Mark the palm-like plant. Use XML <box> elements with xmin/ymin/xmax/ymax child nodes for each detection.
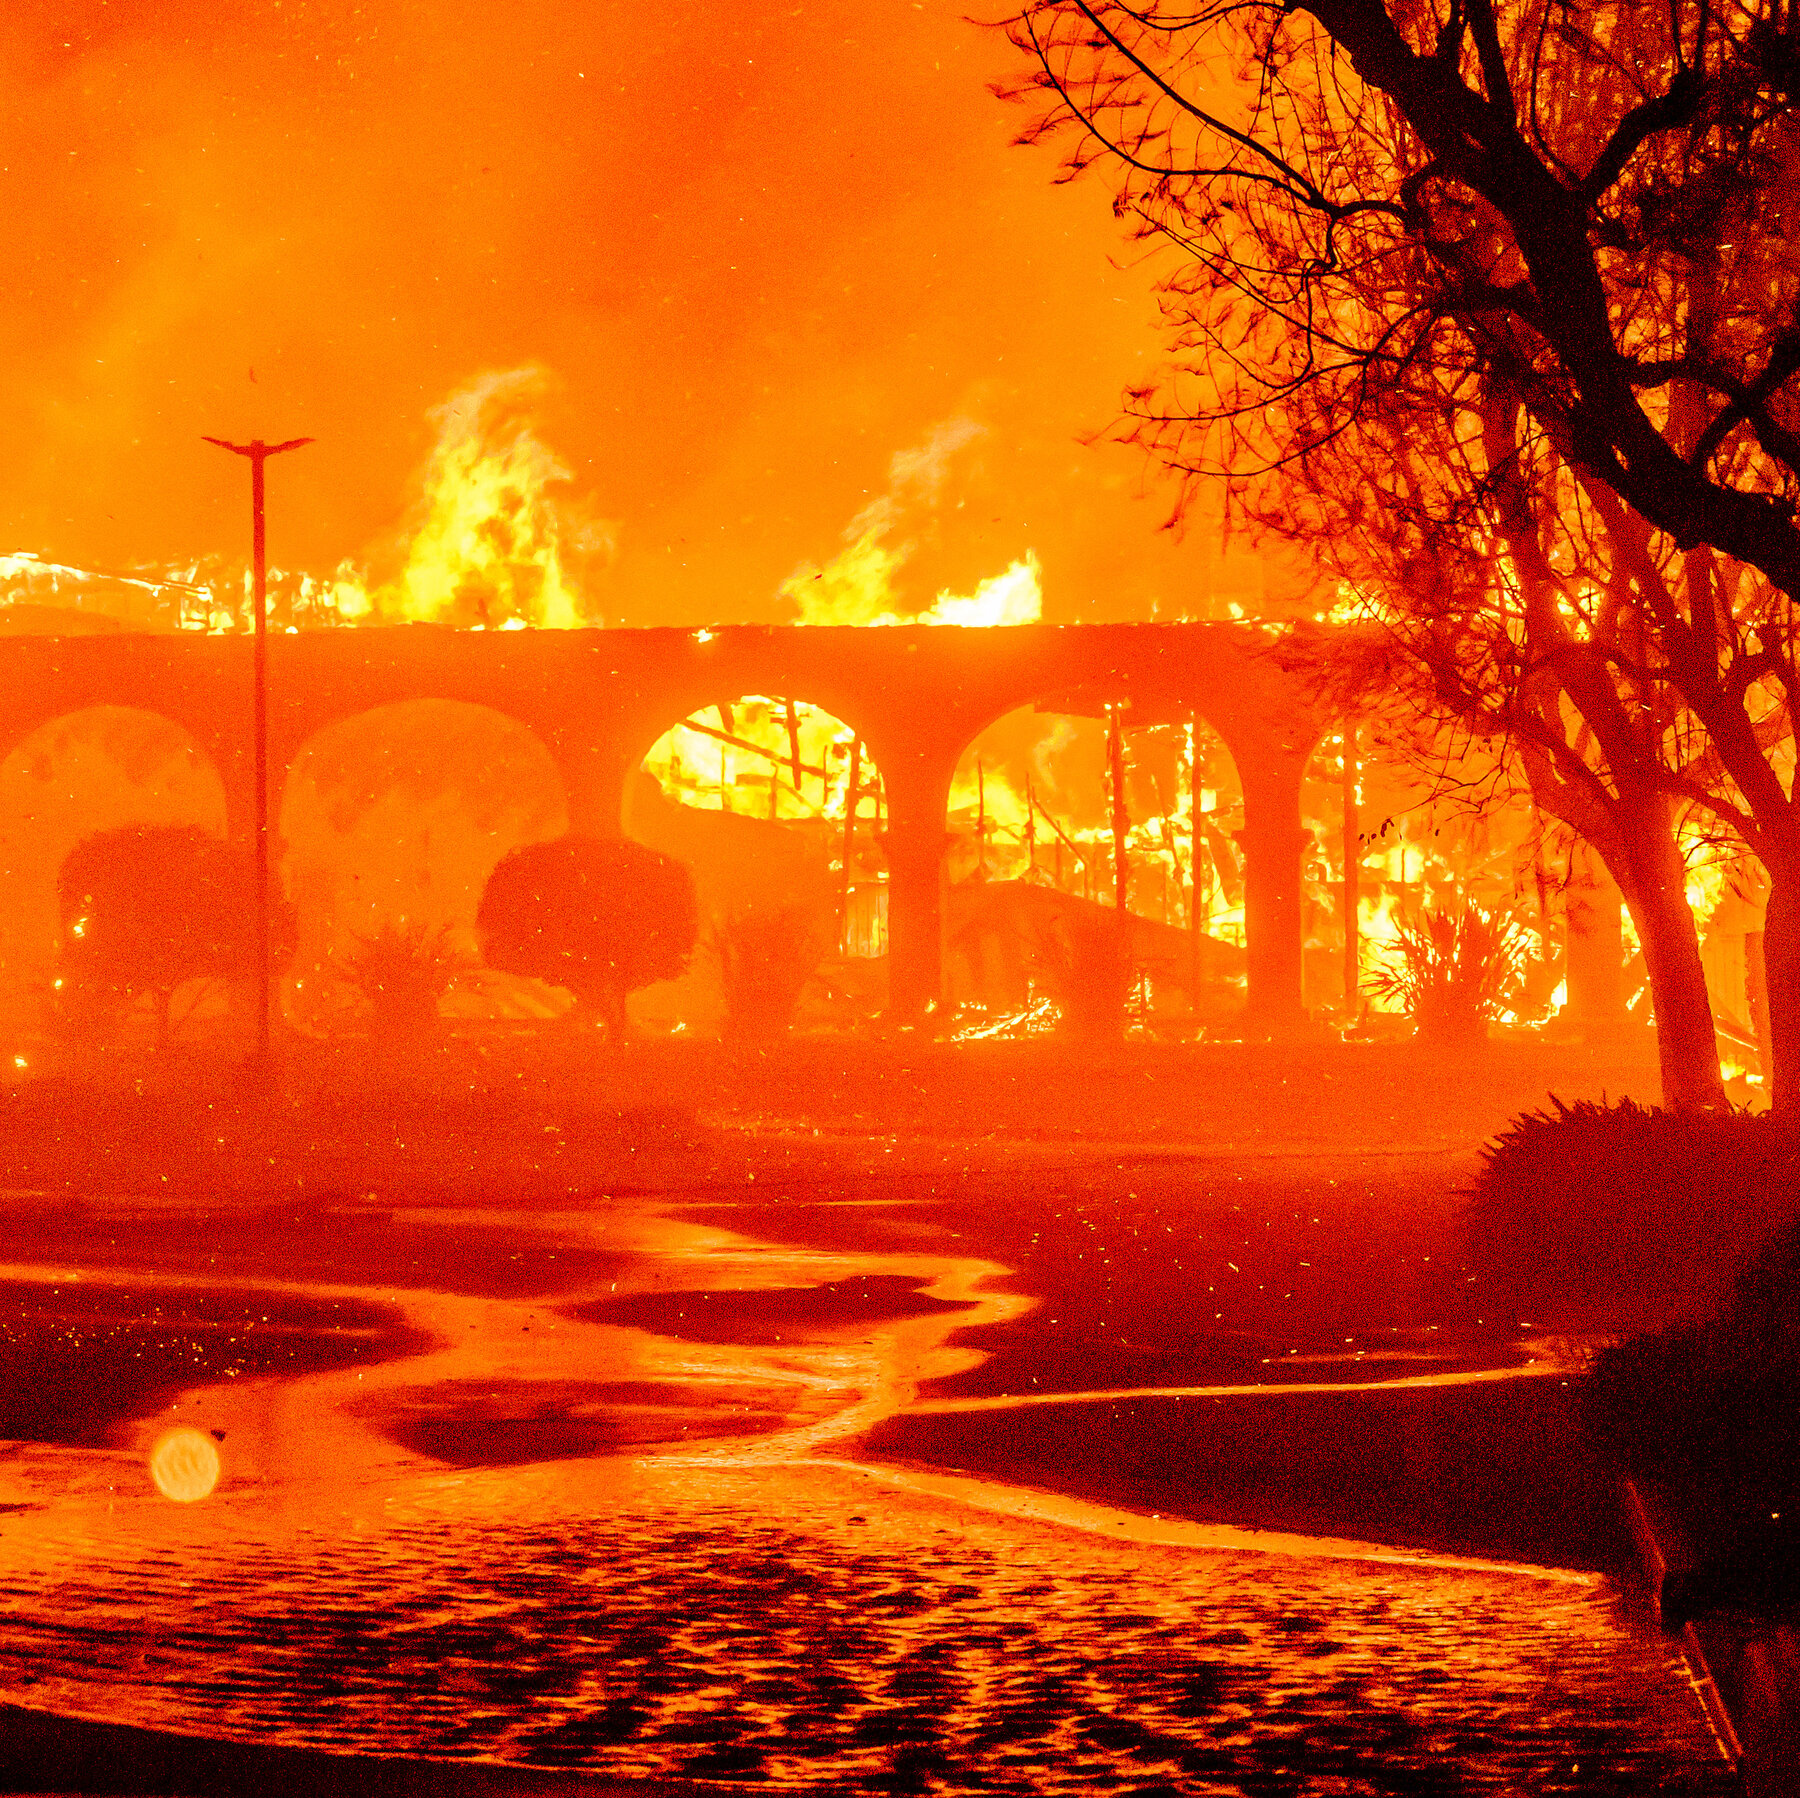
<box><xmin>1028</xmin><ymin>905</ymin><xmax>1134</xmax><ymax>1044</ymax></box>
<box><xmin>1363</xmin><ymin>904</ymin><xmax>1529</xmax><ymax>1045</ymax></box>
<box><xmin>333</xmin><ymin>921</ymin><xmax>467</xmax><ymax>1042</ymax></box>
<box><xmin>712</xmin><ymin>905</ymin><xmax>832</xmax><ymax>1045</ymax></box>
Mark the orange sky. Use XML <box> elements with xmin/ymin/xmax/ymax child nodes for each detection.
<box><xmin>0</xmin><ymin>0</ymin><xmax>1284</xmax><ymax>626</ymax></box>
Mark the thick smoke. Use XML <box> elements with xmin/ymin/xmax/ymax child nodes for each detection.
<box><xmin>0</xmin><ymin>1</ymin><xmax>1228</xmax><ymax>627</ymax></box>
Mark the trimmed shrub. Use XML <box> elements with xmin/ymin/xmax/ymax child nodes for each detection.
<box><xmin>1463</xmin><ymin>1096</ymin><xmax>1800</xmax><ymax>1326</ymax></box>
<box><xmin>479</xmin><ymin>836</ymin><xmax>699</xmax><ymax>1038</ymax></box>
<box><xmin>56</xmin><ymin>824</ymin><xmax>296</xmax><ymax>1050</ymax></box>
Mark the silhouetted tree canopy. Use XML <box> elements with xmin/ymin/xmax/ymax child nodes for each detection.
<box><xmin>56</xmin><ymin>825</ymin><xmax>288</xmax><ymax>1048</ymax></box>
<box><xmin>998</xmin><ymin>0</ymin><xmax>1800</xmax><ymax>1109</ymax></box>
<box><xmin>477</xmin><ymin>835</ymin><xmax>699</xmax><ymax>1036</ymax></box>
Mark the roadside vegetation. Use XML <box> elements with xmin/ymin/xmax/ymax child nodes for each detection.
<box><xmin>1463</xmin><ymin>1097</ymin><xmax>1800</xmax><ymax>1328</ymax></box>
<box><xmin>477</xmin><ymin>834</ymin><xmax>698</xmax><ymax>1041</ymax></box>
<box><xmin>711</xmin><ymin>904</ymin><xmax>833</xmax><ymax>1046</ymax></box>
<box><xmin>1363</xmin><ymin>904</ymin><xmax>1528</xmax><ymax>1047</ymax></box>
<box><xmin>1584</xmin><ymin>1219</ymin><xmax>1800</xmax><ymax>1534</ymax></box>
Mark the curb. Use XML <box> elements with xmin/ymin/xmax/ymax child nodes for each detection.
<box><xmin>1619</xmin><ymin>1475</ymin><xmax>1743</xmax><ymax>1770</ymax></box>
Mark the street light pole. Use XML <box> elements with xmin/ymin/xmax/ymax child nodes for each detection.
<box><xmin>203</xmin><ymin>435</ymin><xmax>313</xmax><ymax>1088</ymax></box>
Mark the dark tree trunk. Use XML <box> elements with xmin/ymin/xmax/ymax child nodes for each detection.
<box><xmin>602</xmin><ymin>984</ymin><xmax>630</xmax><ymax>1044</ymax></box>
<box><xmin>1522</xmin><ymin>763</ymin><xmax>1724</xmax><ymax>1111</ymax></box>
<box><xmin>1760</xmin><ymin>869</ymin><xmax>1800</xmax><ymax>1117</ymax></box>
<box><xmin>1616</xmin><ymin>812</ymin><xmax>1728</xmax><ymax>1112</ymax></box>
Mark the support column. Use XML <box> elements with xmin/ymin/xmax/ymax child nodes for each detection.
<box><xmin>880</xmin><ymin>820</ymin><xmax>951</xmax><ymax>1023</ymax></box>
<box><xmin>1239</xmin><ymin>757</ymin><xmax>1310</xmax><ymax>1037</ymax></box>
<box><xmin>1565</xmin><ymin>840</ymin><xmax>1628</xmax><ymax>1033</ymax></box>
<box><xmin>877</xmin><ymin>747</ymin><xmax>959</xmax><ymax>1024</ymax></box>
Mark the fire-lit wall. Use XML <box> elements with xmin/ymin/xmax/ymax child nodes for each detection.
<box><xmin>0</xmin><ymin>620</ymin><xmax>1328</xmax><ymax>1030</ymax></box>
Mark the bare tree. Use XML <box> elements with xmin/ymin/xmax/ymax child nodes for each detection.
<box><xmin>998</xmin><ymin>0</ymin><xmax>1800</xmax><ymax>1108</ymax></box>
<box><xmin>1270</xmin><ymin>368</ymin><xmax>1735</xmax><ymax>1106</ymax></box>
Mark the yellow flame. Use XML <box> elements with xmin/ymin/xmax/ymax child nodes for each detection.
<box><xmin>929</xmin><ymin>556</ymin><xmax>1043</xmax><ymax>627</ymax></box>
<box><xmin>334</xmin><ymin>367</ymin><xmax>613</xmax><ymax>629</ymax></box>
<box><xmin>1357</xmin><ymin>890</ymin><xmax>1407</xmax><ymax>1010</ymax></box>
<box><xmin>782</xmin><ymin>420</ymin><xmax>1039</xmax><ymax>627</ymax></box>
<box><xmin>784</xmin><ymin>528</ymin><xmax>908</xmax><ymax>626</ymax></box>
<box><xmin>788</xmin><ymin>540</ymin><xmax>1042</xmax><ymax>628</ymax></box>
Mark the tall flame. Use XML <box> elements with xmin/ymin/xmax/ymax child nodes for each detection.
<box><xmin>782</xmin><ymin>417</ymin><xmax>1041</xmax><ymax>627</ymax></box>
<box><xmin>789</xmin><ymin>540</ymin><xmax>1043</xmax><ymax>628</ymax></box>
<box><xmin>336</xmin><ymin>366</ymin><xmax>614</xmax><ymax>629</ymax></box>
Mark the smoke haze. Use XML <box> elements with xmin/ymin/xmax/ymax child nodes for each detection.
<box><xmin>1</xmin><ymin>0</ymin><xmax>1244</xmax><ymax>624</ymax></box>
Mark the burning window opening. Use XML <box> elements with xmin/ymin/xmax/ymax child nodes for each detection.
<box><xmin>944</xmin><ymin>701</ymin><xmax>1247</xmax><ymax>1037</ymax></box>
<box><xmin>624</xmin><ymin>696</ymin><xmax>889</xmax><ymax>1039</ymax></box>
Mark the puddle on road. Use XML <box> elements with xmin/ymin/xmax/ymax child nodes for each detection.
<box><xmin>0</xmin><ymin>1195</ymin><xmax>1736</xmax><ymax>1794</ymax></box>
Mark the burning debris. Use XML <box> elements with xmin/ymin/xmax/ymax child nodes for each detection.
<box><xmin>4</xmin><ymin>367</ymin><xmax>615</xmax><ymax>636</ymax></box>
<box><xmin>334</xmin><ymin>366</ymin><xmax>616</xmax><ymax>631</ymax></box>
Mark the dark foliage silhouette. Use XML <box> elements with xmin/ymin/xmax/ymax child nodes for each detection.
<box><xmin>711</xmin><ymin>904</ymin><xmax>833</xmax><ymax>1045</ymax></box>
<box><xmin>1464</xmin><ymin>1097</ymin><xmax>1800</xmax><ymax>1322</ymax></box>
<box><xmin>478</xmin><ymin>836</ymin><xmax>698</xmax><ymax>1039</ymax></box>
<box><xmin>996</xmin><ymin>0</ymin><xmax>1800</xmax><ymax>1112</ymax></box>
<box><xmin>56</xmin><ymin>824</ymin><xmax>291</xmax><ymax>1050</ymax></box>
<box><xmin>1363</xmin><ymin>904</ymin><xmax>1527</xmax><ymax>1046</ymax></box>
<box><xmin>1657</xmin><ymin>1514</ymin><xmax>1800</xmax><ymax>1630</ymax></box>
<box><xmin>332</xmin><ymin>920</ymin><xmax>467</xmax><ymax>1045</ymax></box>
<box><xmin>1586</xmin><ymin>1218</ymin><xmax>1800</xmax><ymax>1600</ymax></box>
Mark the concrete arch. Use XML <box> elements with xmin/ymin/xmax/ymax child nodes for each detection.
<box><xmin>940</xmin><ymin>700</ymin><xmax>1253</xmax><ymax>1020</ymax></box>
<box><xmin>617</xmin><ymin>692</ymin><xmax>892</xmax><ymax>1035</ymax></box>
<box><xmin>611</xmin><ymin>683</ymin><xmax>886</xmax><ymax>806</ymax></box>
<box><xmin>913</xmin><ymin>699</ymin><xmax>1310</xmax><ymax>1032</ymax></box>
<box><xmin>0</xmin><ymin>621</ymin><xmax>1336</xmax><ymax>1026</ymax></box>
<box><xmin>868</xmin><ymin>637</ymin><xmax>1323</xmax><ymax>1030</ymax></box>
<box><xmin>0</xmin><ymin>705</ymin><xmax>230</xmax><ymax>1035</ymax></box>
<box><xmin>278</xmin><ymin>698</ymin><xmax>568</xmax><ymax>1030</ymax></box>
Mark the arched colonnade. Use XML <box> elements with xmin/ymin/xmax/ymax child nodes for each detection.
<box><xmin>0</xmin><ymin>623</ymin><xmax>1330</xmax><ymax>1032</ymax></box>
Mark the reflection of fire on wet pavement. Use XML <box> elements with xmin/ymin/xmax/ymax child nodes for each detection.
<box><xmin>0</xmin><ymin>1171</ymin><xmax>1737</xmax><ymax>1791</ymax></box>
<box><xmin>0</xmin><ymin>1459</ymin><xmax>1730</xmax><ymax>1793</ymax></box>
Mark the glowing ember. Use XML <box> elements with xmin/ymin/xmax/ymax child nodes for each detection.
<box><xmin>149</xmin><ymin>1427</ymin><xmax>221</xmax><ymax>1503</ymax></box>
